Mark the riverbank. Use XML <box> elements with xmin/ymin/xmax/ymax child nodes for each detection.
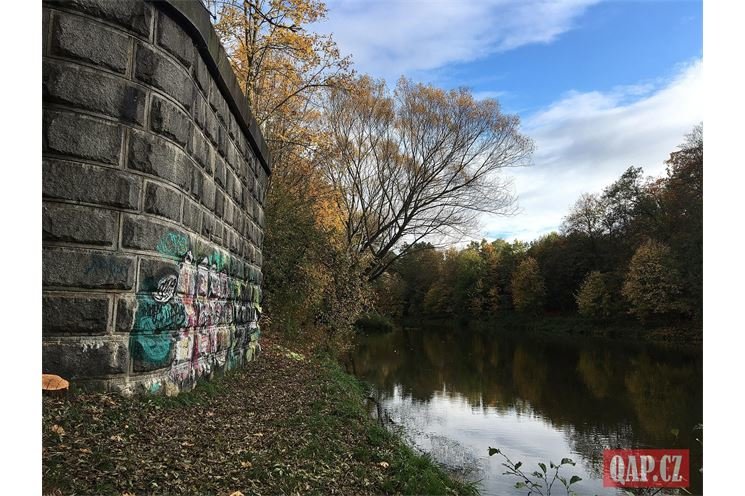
<box><xmin>395</xmin><ymin>312</ymin><xmax>702</xmax><ymax>349</ymax></box>
<box><xmin>42</xmin><ymin>337</ymin><xmax>476</xmax><ymax>496</ymax></box>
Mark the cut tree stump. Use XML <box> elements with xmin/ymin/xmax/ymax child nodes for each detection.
<box><xmin>42</xmin><ymin>374</ymin><xmax>69</xmax><ymax>397</ymax></box>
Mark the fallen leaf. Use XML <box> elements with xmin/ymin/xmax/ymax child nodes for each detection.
<box><xmin>378</xmin><ymin>461</ymin><xmax>390</xmax><ymax>469</ymax></box>
<box><xmin>240</xmin><ymin>461</ymin><xmax>252</xmax><ymax>468</ymax></box>
<box><xmin>51</xmin><ymin>424</ymin><xmax>65</xmax><ymax>436</ymax></box>
<box><xmin>110</xmin><ymin>435</ymin><xmax>124</xmax><ymax>442</ymax></box>
<box><xmin>79</xmin><ymin>448</ymin><xmax>92</xmax><ymax>454</ymax></box>
<box><xmin>228</xmin><ymin>492</ymin><xmax>244</xmax><ymax>496</ymax></box>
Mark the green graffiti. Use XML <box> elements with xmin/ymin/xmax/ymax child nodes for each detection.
<box><xmin>131</xmin><ymin>295</ymin><xmax>185</xmax><ymax>367</ymax></box>
<box><xmin>132</xmin><ymin>333</ymin><xmax>173</xmax><ymax>368</ymax></box>
<box><xmin>208</xmin><ymin>250</ymin><xmax>227</xmax><ymax>271</ymax></box>
<box><xmin>156</xmin><ymin>231</ymin><xmax>190</xmax><ymax>258</ymax></box>
<box><xmin>133</xmin><ymin>295</ymin><xmax>186</xmax><ymax>333</ymax></box>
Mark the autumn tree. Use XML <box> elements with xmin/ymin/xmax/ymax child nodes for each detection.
<box><xmin>321</xmin><ymin>76</ymin><xmax>534</xmax><ymax>281</ymax></box>
<box><xmin>575</xmin><ymin>271</ymin><xmax>613</xmax><ymax>319</ymax></box>
<box><xmin>211</xmin><ymin>0</ymin><xmax>366</xmax><ymax>351</ymax></box>
<box><xmin>622</xmin><ymin>240</ymin><xmax>687</xmax><ymax>320</ymax></box>
<box><xmin>212</xmin><ymin>0</ymin><xmax>351</xmax><ymax>156</ymax></box>
<box><xmin>511</xmin><ymin>257</ymin><xmax>546</xmax><ymax>314</ymax></box>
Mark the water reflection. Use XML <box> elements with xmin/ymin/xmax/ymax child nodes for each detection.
<box><xmin>350</xmin><ymin>325</ymin><xmax>702</xmax><ymax>495</ymax></box>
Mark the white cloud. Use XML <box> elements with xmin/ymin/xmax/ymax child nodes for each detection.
<box><xmin>476</xmin><ymin>58</ymin><xmax>703</xmax><ymax>242</ymax></box>
<box><xmin>315</xmin><ymin>0</ymin><xmax>600</xmax><ymax>81</ymax></box>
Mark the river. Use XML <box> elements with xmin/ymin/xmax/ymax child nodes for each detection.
<box><xmin>349</xmin><ymin>323</ymin><xmax>703</xmax><ymax>495</ymax></box>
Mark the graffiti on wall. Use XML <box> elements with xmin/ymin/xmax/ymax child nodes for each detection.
<box><xmin>129</xmin><ymin>231</ymin><xmax>262</xmax><ymax>387</ymax></box>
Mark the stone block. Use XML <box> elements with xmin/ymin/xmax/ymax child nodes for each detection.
<box><xmin>42</xmin><ymin>202</ymin><xmax>118</xmax><ymax>246</ymax></box>
<box><xmin>193</xmin><ymin>53</ymin><xmax>210</xmax><ymax>94</ymax></box>
<box><xmin>128</xmin><ymin>129</ymin><xmax>192</xmax><ymax>192</ymax></box>
<box><xmin>44</xmin><ymin>61</ymin><xmax>146</xmax><ymax>125</ymax></box>
<box><xmin>215</xmin><ymin>188</ymin><xmax>225</xmax><ymax>218</ymax></box>
<box><xmin>115</xmin><ymin>296</ymin><xmax>136</xmax><ymax>332</ymax></box>
<box><xmin>43</xmin><ymin>159</ymin><xmax>141</xmax><ymax>210</ymax></box>
<box><xmin>190</xmin><ymin>166</ymin><xmax>203</xmax><ymax>201</ymax></box>
<box><xmin>150</xmin><ymin>95</ymin><xmax>192</xmax><ymax>147</ymax></box>
<box><xmin>43</xmin><ymin>336</ymin><xmax>129</xmax><ymax>378</ymax></box>
<box><xmin>182</xmin><ymin>198</ymin><xmax>202</xmax><ymax>233</ymax></box>
<box><xmin>201</xmin><ymin>212</ymin><xmax>214</xmax><ymax>238</ymax></box>
<box><xmin>43</xmin><ymin>247</ymin><xmax>135</xmax><ymax>289</ymax></box>
<box><xmin>214</xmin><ymin>155</ymin><xmax>227</xmax><ymax>188</ymax></box>
<box><xmin>204</xmin><ymin>107</ymin><xmax>219</xmax><ymax>145</ymax></box>
<box><xmin>121</xmin><ymin>214</ymin><xmax>191</xmax><ymax>257</ymax></box>
<box><xmin>144</xmin><ymin>181</ymin><xmax>182</xmax><ymax>222</ymax></box>
<box><xmin>216</xmin><ymin>121</ymin><xmax>229</xmax><ymax>158</ymax></box>
<box><xmin>135</xmin><ymin>42</ymin><xmax>193</xmax><ymax>111</ymax></box>
<box><xmin>130</xmin><ymin>331</ymin><xmax>175</xmax><ymax>372</ymax></box>
<box><xmin>44</xmin><ymin>110</ymin><xmax>121</xmax><ymax>165</ymax></box>
<box><xmin>50</xmin><ymin>12</ymin><xmax>130</xmax><ymax>74</ymax></box>
<box><xmin>192</xmin><ymin>93</ymin><xmax>207</xmax><ymax>131</ymax></box>
<box><xmin>201</xmin><ymin>176</ymin><xmax>216</xmax><ymax>210</ymax></box>
<box><xmin>156</xmin><ymin>10</ymin><xmax>194</xmax><ymax>68</ymax></box>
<box><xmin>57</xmin><ymin>0</ymin><xmax>152</xmax><ymax>37</ymax></box>
<box><xmin>223</xmin><ymin>198</ymin><xmax>234</xmax><ymax>226</ymax></box>
<box><xmin>43</xmin><ymin>294</ymin><xmax>111</xmax><ymax>334</ymax></box>
<box><xmin>189</xmin><ymin>128</ymin><xmax>212</xmax><ymax>171</ymax></box>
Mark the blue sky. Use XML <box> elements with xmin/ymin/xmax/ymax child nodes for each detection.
<box><xmin>314</xmin><ymin>0</ymin><xmax>703</xmax><ymax>242</ymax></box>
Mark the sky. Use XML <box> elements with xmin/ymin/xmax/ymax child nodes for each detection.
<box><xmin>313</xmin><ymin>0</ymin><xmax>703</xmax><ymax>242</ymax></box>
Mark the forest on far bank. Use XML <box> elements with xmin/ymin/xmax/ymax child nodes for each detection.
<box><xmin>371</xmin><ymin>126</ymin><xmax>703</xmax><ymax>330</ymax></box>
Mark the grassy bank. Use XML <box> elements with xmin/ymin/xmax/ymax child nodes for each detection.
<box><xmin>43</xmin><ymin>338</ymin><xmax>476</xmax><ymax>496</ymax></box>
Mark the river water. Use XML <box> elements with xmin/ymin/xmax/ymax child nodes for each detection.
<box><xmin>349</xmin><ymin>324</ymin><xmax>702</xmax><ymax>495</ymax></box>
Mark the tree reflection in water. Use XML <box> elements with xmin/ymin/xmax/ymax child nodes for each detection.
<box><xmin>349</xmin><ymin>324</ymin><xmax>702</xmax><ymax>495</ymax></box>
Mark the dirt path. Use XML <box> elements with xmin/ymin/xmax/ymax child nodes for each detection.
<box><xmin>43</xmin><ymin>337</ymin><xmax>475</xmax><ymax>496</ymax></box>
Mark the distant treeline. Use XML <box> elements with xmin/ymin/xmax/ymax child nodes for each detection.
<box><xmin>374</xmin><ymin>125</ymin><xmax>702</xmax><ymax>327</ymax></box>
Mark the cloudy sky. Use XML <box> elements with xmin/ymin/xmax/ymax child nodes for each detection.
<box><xmin>313</xmin><ymin>0</ymin><xmax>703</xmax><ymax>242</ymax></box>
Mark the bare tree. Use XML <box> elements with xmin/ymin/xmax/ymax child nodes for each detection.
<box><xmin>320</xmin><ymin>77</ymin><xmax>534</xmax><ymax>280</ymax></box>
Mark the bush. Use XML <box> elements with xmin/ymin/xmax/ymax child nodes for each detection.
<box><xmin>355</xmin><ymin>312</ymin><xmax>395</xmax><ymax>334</ymax></box>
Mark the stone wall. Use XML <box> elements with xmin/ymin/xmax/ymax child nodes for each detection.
<box><xmin>42</xmin><ymin>0</ymin><xmax>271</xmax><ymax>395</ymax></box>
